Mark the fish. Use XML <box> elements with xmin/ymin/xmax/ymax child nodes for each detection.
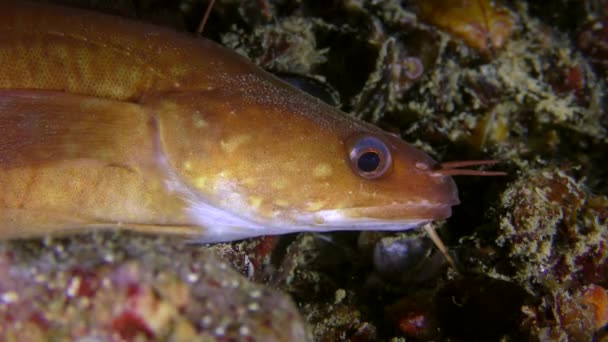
<box><xmin>0</xmin><ymin>1</ymin><xmax>500</xmax><ymax>243</ymax></box>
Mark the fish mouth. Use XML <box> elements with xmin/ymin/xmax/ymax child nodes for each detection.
<box><xmin>299</xmin><ymin>202</ymin><xmax>455</xmax><ymax>232</ymax></box>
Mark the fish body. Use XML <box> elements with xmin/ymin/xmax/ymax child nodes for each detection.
<box><xmin>0</xmin><ymin>1</ymin><xmax>458</xmax><ymax>241</ymax></box>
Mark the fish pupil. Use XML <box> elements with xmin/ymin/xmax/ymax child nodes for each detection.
<box><xmin>358</xmin><ymin>151</ymin><xmax>381</xmax><ymax>172</ymax></box>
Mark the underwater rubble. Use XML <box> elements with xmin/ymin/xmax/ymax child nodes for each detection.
<box><xmin>1</xmin><ymin>0</ymin><xmax>607</xmax><ymax>341</ymax></box>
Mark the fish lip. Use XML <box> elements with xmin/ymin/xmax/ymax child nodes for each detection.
<box><xmin>309</xmin><ymin>219</ymin><xmax>432</xmax><ymax>232</ymax></box>
<box><xmin>311</xmin><ymin>202</ymin><xmax>455</xmax><ymax>225</ymax></box>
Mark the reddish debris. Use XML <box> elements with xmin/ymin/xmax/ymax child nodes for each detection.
<box><xmin>398</xmin><ymin>313</ymin><xmax>430</xmax><ymax>338</ymax></box>
<box><xmin>28</xmin><ymin>312</ymin><xmax>50</xmax><ymax>331</ymax></box>
<box><xmin>67</xmin><ymin>268</ymin><xmax>100</xmax><ymax>298</ymax></box>
<box><xmin>111</xmin><ymin>310</ymin><xmax>154</xmax><ymax>340</ymax></box>
<box><xmin>578</xmin><ymin>18</ymin><xmax>608</xmax><ymax>72</ymax></box>
<box><xmin>553</xmin><ymin>285</ymin><xmax>608</xmax><ymax>340</ymax></box>
<box><xmin>548</xmin><ymin>64</ymin><xmax>587</xmax><ymax>104</ymax></box>
<box><xmin>249</xmin><ymin>235</ymin><xmax>279</xmax><ymax>271</ymax></box>
<box><xmin>385</xmin><ymin>293</ymin><xmax>437</xmax><ymax>340</ymax></box>
<box><xmin>582</xmin><ymin>285</ymin><xmax>608</xmax><ymax>330</ymax></box>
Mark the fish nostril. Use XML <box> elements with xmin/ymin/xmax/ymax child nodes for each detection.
<box><xmin>415</xmin><ymin>162</ymin><xmax>430</xmax><ymax>171</ymax></box>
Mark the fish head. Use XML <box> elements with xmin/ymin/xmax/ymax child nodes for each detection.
<box><xmin>320</xmin><ymin>129</ymin><xmax>460</xmax><ymax>229</ymax></box>
<box><xmin>151</xmin><ymin>71</ymin><xmax>459</xmax><ymax>240</ymax></box>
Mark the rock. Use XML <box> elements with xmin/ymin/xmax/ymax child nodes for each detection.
<box><xmin>0</xmin><ymin>233</ymin><xmax>311</xmax><ymax>341</ymax></box>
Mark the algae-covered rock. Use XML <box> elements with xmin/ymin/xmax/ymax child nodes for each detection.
<box><xmin>0</xmin><ymin>234</ymin><xmax>310</xmax><ymax>341</ymax></box>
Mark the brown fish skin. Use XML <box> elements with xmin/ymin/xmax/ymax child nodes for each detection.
<box><xmin>0</xmin><ymin>1</ymin><xmax>458</xmax><ymax>240</ymax></box>
<box><xmin>0</xmin><ymin>92</ymin><xmax>198</xmax><ymax>237</ymax></box>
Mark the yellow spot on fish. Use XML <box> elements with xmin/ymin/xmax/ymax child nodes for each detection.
<box><xmin>192</xmin><ymin>112</ymin><xmax>208</xmax><ymax>128</ymax></box>
<box><xmin>273</xmin><ymin>199</ymin><xmax>289</xmax><ymax>207</ymax></box>
<box><xmin>306</xmin><ymin>201</ymin><xmax>325</xmax><ymax>211</ymax></box>
<box><xmin>63</xmin><ymin>143</ymin><xmax>79</xmax><ymax>156</ymax></box>
<box><xmin>313</xmin><ymin>163</ymin><xmax>333</xmax><ymax>178</ymax></box>
<box><xmin>334</xmin><ymin>201</ymin><xmax>351</xmax><ymax>209</ymax></box>
<box><xmin>218</xmin><ymin>170</ymin><xmax>233</xmax><ymax>179</ymax></box>
<box><xmin>220</xmin><ymin>134</ymin><xmax>252</xmax><ymax>153</ymax></box>
<box><xmin>183</xmin><ymin>161</ymin><xmax>193</xmax><ymax>171</ymax></box>
<box><xmin>243</xmin><ymin>177</ymin><xmax>257</xmax><ymax>186</ymax></box>
<box><xmin>249</xmin><ymin>196</ymin><xmax>263</xmax><ymax>209</ymax></box>
<box><xmin>271</xmin><ymin>179</ymin><xmax>288</xmax><ymax>190</ymax></box>
<box><xmin>96</xmin><ymin>149</ymin><xmax>114</xmax><ymax>160</ymax></box>
<box><xmin>194</xmin><ymin>177</ymin><xmax>207</xmax><ymax>188</ymax></box>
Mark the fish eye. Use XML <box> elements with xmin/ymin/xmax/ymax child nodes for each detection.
<box><xmin>348</xmin><ymin>135</ymin><xmax>392</xmax><ymax>179</ymax></box>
